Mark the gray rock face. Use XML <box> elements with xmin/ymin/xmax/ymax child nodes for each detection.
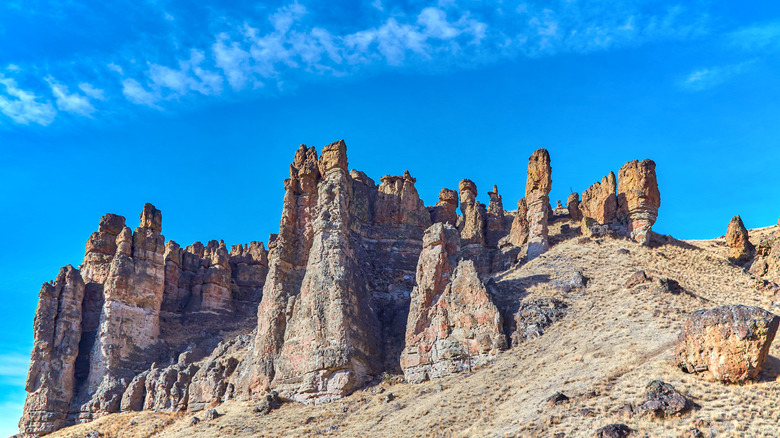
<box><xmin>634</xmin><ymin>380</ymin><xmax>689</xmax><ymax>419</ymax></box>
<box><xmin>510</xmin><ymin>299</ymin><xmax>568</xmax><ymax>347</ymax></box>
<box><xmin>20</xmin><ymin>266</ymin><xmax>85</xmax><ymax>437</ymax></box>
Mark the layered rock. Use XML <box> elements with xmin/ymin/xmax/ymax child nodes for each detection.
<box><xmin>457</xmin><ymin>179</ymin><xmax>486</xmax><ymax>246</ymax></box>
<box><xmin>618</xmin><ymin>159</ymin><xmax>661</xmax><ymax>245</ymax></box>
<box><xmin>675</xmin><ymin>305</ymin><xmax>779</xmax><ymax>383</ymax></box>
<box><xmin>580</xmin><ymin>172</ymin><xmax>618</xmax><ymax>224</ymax></box>
<box><xmin>525</xmin><ymin>149</ymin><xmax>552</xmax><ymax>259</ymax></box>
<box><xmin>81</xmin><ymin>203</ymin><xmax>167</xmax><ymax>418</ymax></box>
<box><xmin>726</xmin><ymin>215</ymin><xmax>753</xmax><ymax>262</ymax></box>
<box><xmin>430</xmin><ymin>188</ymin><xmax>458</xmax><ymax>226</ymax></box>
<box><xmin>567</xmin><ymin>192</ymin><xmax>582</xmax><ymax>222</ymax></box>
<box><xmin>400</xmin><ymin>223</ymin><xmax>506</xmax><ymax>383</ymax></box>
<box><xmin>486</xmin><ymin>185</ymin><xmax>507</xmax><ymax>248</ymax></box>
<box><xmin>241</xmin><ymin>140</ymin><xmax>383</xmax><ymax>404</ymax></box>
<box><xmin>19</xmin><ymin>266</ymin><xmax>85</xmax><ymax>437</ymax></box>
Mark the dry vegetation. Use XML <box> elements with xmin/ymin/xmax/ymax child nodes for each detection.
<box><xmin>48</xmin><ymin>219</ymin><xmax>780</xmax><ymax>438</ymax></box>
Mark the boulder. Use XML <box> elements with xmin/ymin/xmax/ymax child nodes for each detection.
<box><xmin>634</xmin><ymin>380</ymin><xmax>689</xmax><ymax>418</ymax></box>
<box><xmin>510</xmin><ymin>298</ymin><xmax>568</xmax><ymax>347</ymax></box>
<box><xmin>618</xmin><ymin>159</ymin><xmax>661</xmax><ymax>245</ymax></box>
<box><xmin>594</xmin><ymin>424</ymin><xmax>632</xmax><ymax>438</ymax></box>
<box><xmin>675</xmin><ymin>305</ymin><xmax>780</xmax><ymax>383</ymax></box>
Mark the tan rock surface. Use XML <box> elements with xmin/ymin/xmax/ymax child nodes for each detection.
<box><xmin>525</xmin><ymin>149</ymin><xmax>552</xmax><ymax>259</ymax></box>
<box><xmin>505</xmin><ymin>197</ymin><xmax>529</xmax><ymax>247</ymax></box>
<box><xmin>457</xmin><ymin>179</ymin><xmax>486</xmax><ymax>245</ymax></box>
<box><xmin>725</xmin><ymin>215</ymin><xmax>753</xmax><ymax>262</ymax></box>
<box><xmin>675</xmin><ymin>305</ymin><xmax>779</xmax><ymax>383</ymax></box>
<box><xmin>567</xmin><ymin>192</ymin><xmax>582</xmax><ymax>222</ymax></box>
<box><xmin>374</xmin><ymin>170</ymin><xmax>431</xmax><ymax>227</ymax></box>
<box><xmin>580</xmin><ymin>172</ymin><xmax>618</xmax><ymax>224</ymax></box>
<box><xmin>618</xmin><ymin>159</ymin><xmax>661</xmax><ymax>245</ymax></box>
<box><xmin>430</xmin><ymin>188</ymin><xmax>458</xmax><ymax>226</ymax></box>
<box><xmin>486</xmin><ymin>185</ymin><xmax>507</xmax><ymax>247</ymax></box>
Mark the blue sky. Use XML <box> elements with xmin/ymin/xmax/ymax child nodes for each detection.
<box><xmin>2</xmin><ymin>0</ymin><xmax>780</xmax><ymax>433</ymax></box>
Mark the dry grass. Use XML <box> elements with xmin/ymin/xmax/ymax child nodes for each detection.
<box><xmin>48</xmin><ymin>221</ymin><xmax>780</xmax><ymax>438</ymax></box>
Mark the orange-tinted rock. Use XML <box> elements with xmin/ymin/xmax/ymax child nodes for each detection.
<box><xmin>458</xmin><ymin>179</ymin><xmax>486</xmax><ymax>245</ymax></box>
<box><xmin>618</xmin><ymin>159</ymin><xmax>661</xmax><ymax>245</ymax></box>
<box><xmin>525</xmin><ymin>149</ymin><xmax>552</xmax><ymax>259</ymax></box>
<box><xmin>431</xmin><ymin>188</ymin><xmax>458</xmax><ymax>226</ymax></box>
<box><xmin>726</xmin><ymin>215</ymin><xmax>753</xmax><ymax>262</ymax></box>
<box><xmin>19</xmin><ymin>266</ymin><xmax>85</xmax><ymax>437</ymax></box>
<box><xmin>400</xmin><ymin>223</ymin><xmax>506</xmax><ymax>383</ymax></box>
<box><xmin>675</xmin><ymin>305</ymin><xmax>779</xmax><ymax>383</ymax></box>
<box><xmin>580</xmin><ymin>172</ymin><xmax>617</xmax><ymax>224</ymax></box>
<box><xmin>505</xmin><ymin>198</ymin><xmax>529</xmax><ymax>247</ymax></box>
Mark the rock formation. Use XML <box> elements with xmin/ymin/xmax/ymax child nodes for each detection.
<box><xmin>675</xmin><ymin>305</ymin><xmax>779</xmax><ymax>383</ymax></box>
<box><xmin>486</xmin><ymin>185</ymin><xmax>507</xmax><ymax>247</ymax></box>
<box><xmin>400</xmin><ymin>223</ymin><xmax>506</xmax><ymax>383</ymax></box>
<box><xmin>726</xmin><ymin>215</ymin><xmax>753</xmax><ymax>262</ymax></box>
<box><xmin>375</xmin><ymin>171</ymin><xmax>431</xmax><ymax>227</ymax></box>
<box><xmin>525</xmin><ymin>149</ymin><xmax>552</xmax><ymax>259</ymax></box>
<box><xmin>618</xmin><ymin>159</ymin><xmax>661</xmax><ymax>245</ymax></box>
<box><xmin>567</xmin><ymin>192</ymin><xmax>582</xmax><ymax>222</ymax></box>
<box><xmin>504</xmin><ymin>198</ymin><xmax>529</xmax><ymax>247</ymax></box>
<box><xmin>430</xmin><ymin>188</ymin><xmax>458</xmax><ymax>226</ymax></box>
<box><xmin>19</xmin><ymin>266</ymin><xmax>85</xmax><ymax>437</ymax></box>
<box><xmin>580</xmin><ymin>172</ymin><xmax>618</xmax><ymax>224</ymax></box>
<box><xmin>457</xmin><ymin>179</ymin><xmax>486</xmax><ymax>246</ymax></box>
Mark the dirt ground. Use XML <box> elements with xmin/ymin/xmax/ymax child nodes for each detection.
<box><xmin>47</xmin><ymin>220</ymin><xmax>780</xmax><ymax>438</ymax></box>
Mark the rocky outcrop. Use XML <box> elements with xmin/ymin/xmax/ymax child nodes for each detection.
<box><xmin>525</xmin><ymin>149</ymin><xmax>552</xmax><ymax>259</ymax></box>
<box><xmin>375</xmin><ymin>171</ymin><xmax>431</xmax><ymax>227</ymax></box>
<box><xmin>400</xmin><ymin>223</ymin><xmax>507</xmax><ymax>383</ymax></box>
<box><xmin>430</xmin><ymin>188</ymin><xmax>458</xmax><ymax>226</ymax></box>
<box><xmin>486</xmin><ymin>185</ymin><xmax>507</xmax><ymax>248</ymax></box>
<box><xmin>675</xmin><ymin>305</ymin><xmax>779</xmax><ymax>383</ymax></box>
<box><xmin>19</xmin><ymin>266</ymin><xmax>85</xmax><ymax>437</ymax></box>
<box><xmin>618</xmin><ymin>159</ymin><xmax>661</xmax><ymax>245</ymax></box>
<box><xmin>510</xmin><ymin>298</ymin><xmax>568</xmax><ymax>347</ymax></box>
<box><xmin>580</xmin><ymin>172</ymin><xmax>618</xmax><ymax>224</ymax></box>
<box><xmin>457</xmin><ymin>179</ymin><xmax>486</xmax><ymax>246</ymax></box>
<box><xmin>81</xmin><ymin>203</ymin><xmax>167</xmax><ymax>418</ymax></box>
<box><xmin>726</xmin><ymin>215</ymin><xmax>753</xmax><ymax>262</ymax></box>
<box><xmin>567</xmin><ymin>192</ymin><xmax>582</xmax><ymax>222</ymax></box>
<box><xmin>504</xmin><ymin>198</ymin><xmax>529</xmax><ymax>247</ymax></box>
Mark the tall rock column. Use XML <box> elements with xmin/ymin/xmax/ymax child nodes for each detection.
<box><xmin>400</xmin><ymin>223</ymin><xmax>506</xmax><ymax>383</ymax></box>
<box><xmin>458</xmin><ymin>179</ymin><xmax>486</xmax><ymax>245</ymax></box>
<box><xmin>567</xmin><ymin>192</ymin><xmax>583</xmax><ymax>221</ymax></box>
<box><xmin>525</xmin><ymin>149</ymin><xmax>552</xmax><ymax>259</ymax></box>
<box><xmin>19</xmin><ymin>266</ymin><xmax>85</xmax><ymax>437</ymax></box>
<box><xmin>81</xmin><ymin>203</ymin><xmax>166</xmax><ymax>417</ymax></box>
<box><xmin>486</xmin><ymin>185</ymin><xmax>506</xmax><ymax>248</ymax></box>
<box><xmin>271</xmin><ymin>140</ymin><xmax>381</xmax><ymax>403</ymax></box>
<box><xmin>617</xmin><ymin>159</ymin><xmax>661</xmax><ymax>245</ymax></box>
<box><xmin>505</xmin><ymin>198</ymin><xmax>529</xmax><ymax>247</ymax></box>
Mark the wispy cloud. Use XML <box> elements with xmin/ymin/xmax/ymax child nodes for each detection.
<box><xmin>0</xmin><ymin>74</ymin><xmax>56</xmax><ymax>126</ymax></box>
<box><xmin>728</xmin><ymin>21</ymin><xmax>780</xmax><ymax>51</ymax></box>
<box><xmin>0</xmin><ymin>352</ymin><xmax>29</xmax><ymax>387</ymax></box>
<box><xmin>0</xmin><ymin>0</ymin><xmax>709</xmax><ymax>127</ymax></box>
<box><xmin>679</xmin><ymin>61</ymin><xmax>754</xmax><ymax>91</ymax></box>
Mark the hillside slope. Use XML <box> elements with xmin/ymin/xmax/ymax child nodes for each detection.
<box><xmin>44</xmin><ymin>220</ymin><xmax>780</xmax><ymax>438</ymax></box>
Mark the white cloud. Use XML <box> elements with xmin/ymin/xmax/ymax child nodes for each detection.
<box><xmin>214</xmin><ymin>34</ymin><xmax>253</xmax><ymax>89</ymax></box>
<box><xmin>0</xmin><ymin>75</ymin><xmax>56</xmax><ymax>126</ymax></box>
<box><xmin>728</xmin><ymin>21</ymin><xmax>780</xmax><ymax>51</ymax></box>
<box><xmin>121</xmin><ymin>78</ymin><xmax>160</xmax><ymax>107</ymax></box>
<box><xmin>0</xmin><ymin>352</ymin><xmax>29</xmax><ymax>386</ymax></box>
<box><xmin>680</xmin><ymin>61</ymin><xmax>754</xmax><ymax>91</ymax></box>
<box><xmin>46</xmin><ymin>78</ymin><xmax>95</xmax><ymax>116</ymax></box>
<box><xmin>78</xmin><ymin>83</ymin><xmax>106</xmax><ymax>100</ymax></box>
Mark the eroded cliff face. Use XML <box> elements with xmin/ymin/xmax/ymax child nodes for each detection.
<box><xmin>19</xmin><ymin>141</ymin><xmax>665</xmax><ymax>436</ymax></box>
